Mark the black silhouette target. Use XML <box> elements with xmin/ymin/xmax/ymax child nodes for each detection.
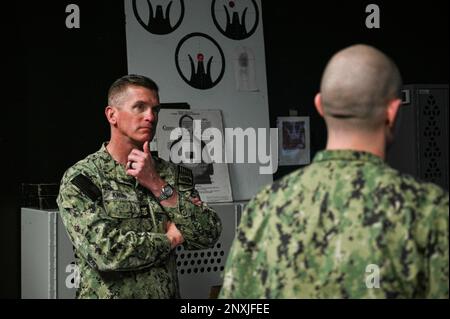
<box><xmin>132</xmin><ymin>0</ymin><xmax>185</xmax><ymax>35</ymax></box>
<box><xmin>211</xmin><ymin>0</ymin><xmax>259</xmax><ymax>40</ymax></box>
<box><xmin>175</xmin><ymin>33</ymin><xmax>225</xmax><ymax>90</ymax></box>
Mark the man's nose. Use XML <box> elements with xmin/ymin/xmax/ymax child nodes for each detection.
<box><xmin>144</xmin><ymin>108</ymin><xmax>157</xmax><ymax>121</ymax></box>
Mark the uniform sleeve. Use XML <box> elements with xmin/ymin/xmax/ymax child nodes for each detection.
<box><xmin>219</xmin><ymin>190</ymin><xmax>270</xmax><ymax>299</ymax></box>
<box><xmin>426</xmin><ymin>191</ymin><xmax>449</xmax><ymax>298</ymax></box>
<box><xmin>164</xmin><ymin>190</ymin><xmax>222</xmax><ymax>250</ymax></box>
<box><xmin>57</xmin><ymin>170</ymin><xmax>172</xmax><ymax>272</ymax></box>
<box><xmin>163</xmin><ymin>165</ymin><xmax>222</xmax><ymax>250</ymax></box>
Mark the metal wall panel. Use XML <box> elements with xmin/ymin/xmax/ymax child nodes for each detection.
<box><xmin>387</xmin><ymin>84</ymin><xmax>448</xmax><ymax>190</ymax></box>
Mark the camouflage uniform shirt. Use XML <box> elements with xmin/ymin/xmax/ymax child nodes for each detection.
<box><xmin>220</xmin><ymin>150</ymin><xmax>448</xmax><ymax>298</ymax></box>
<box><xmin>57</xmin><ymin>143</ymin><xmax>222</xmax><ymax>298</ymax></box>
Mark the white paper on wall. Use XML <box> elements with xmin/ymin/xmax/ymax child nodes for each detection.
<box><xmin>156</xmin><ymin>109</ymin><xmax>233</xmax><ymax>203</ymax></box>
<box><xmin>234</xmin><ymin>46</ymin><xmax>258</xmax><ymax>92</ymax></box>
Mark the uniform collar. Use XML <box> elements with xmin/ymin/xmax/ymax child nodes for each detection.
<box><xmin>97</xmin><ymin>142</ymin><xmax>138</xmax><ymax>187</ymax></box>
<box><xmin>313</xmin><ymin>149</ymin><xmax>385</xmax><ymax>166</ymax></box>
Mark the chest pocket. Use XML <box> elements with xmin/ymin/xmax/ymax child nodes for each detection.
<box><xmin>102</xmin><ymin>183</ymin><xmax>149</xmax><ymax>219</ymax></box>
<box><xmin>103</xmin><ymin>198</ymin><xmax>148</xmax><ymax>219</ymax></box>
<box><xmin>103</xmin><ymin>198</ymin><xmax>157</xmax><ymax>233</ymax></box>
<box><xmin>102</xmin><ymin>185</ymin><xmax>167</xmax><ymax>233</ymax></box>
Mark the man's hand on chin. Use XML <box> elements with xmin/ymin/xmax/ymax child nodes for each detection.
<box><xmin>126</xmin><ymin>141</ymin><xmax>178</xmax><ymax>207</ymax></box>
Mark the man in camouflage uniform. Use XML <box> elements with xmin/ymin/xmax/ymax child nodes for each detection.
<box><xmin>219</xmin><ymin>45</ymin><xmax>449</xmax><ymax>298</ymax></box>
<box><xmin>57</xmin><ymin>75</ymin><xmax>222</xmax><ymax>298</ymax></box>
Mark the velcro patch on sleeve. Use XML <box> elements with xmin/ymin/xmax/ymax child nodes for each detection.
<box><xmin>177</xmin><ymin>165</ymin><xmax>194</xmax><ymax>192</ymax></box>
<box><xmin>71</xmin><ymin>174</ymin><xmax>102</xmax><ymax>202</ymax></box>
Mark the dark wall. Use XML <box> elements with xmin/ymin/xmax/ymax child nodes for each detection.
<box><xmin>261</xmin><ymin>1</ymin><xmax>449</xmax><ymax>179</ymax></box>
<box><xmin>22</xmin><ymin>1</ymin><xmax>129</xmax><ymax>182</ymax></box>
<box><xmin>1</xmin><ymin>0</ymin><xmax>448</xmax><ymax>299</ymax></box>
<box><xmin>1</xmin><ymin>1</ymin><xmax>128</xmax><ymax>298</ymax></box>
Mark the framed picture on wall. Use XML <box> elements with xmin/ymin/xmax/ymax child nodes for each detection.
<box><xmin>277</xmin><ymin>116</ymin><xmax>310</xmax><ymax>166</ymax></box>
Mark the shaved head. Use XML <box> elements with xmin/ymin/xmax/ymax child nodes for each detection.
<box><xmin>320</xmin><ymin>44</ymin><xmax>402</xmax><ymax>131</ymax></box>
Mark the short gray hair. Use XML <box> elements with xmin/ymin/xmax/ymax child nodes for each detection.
<box><xmin>108</xmin><ymin>74</ymin><xmax>159</xmax><ymax>106</ymax></box>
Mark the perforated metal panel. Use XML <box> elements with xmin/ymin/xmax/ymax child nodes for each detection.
<box><xmin>418</xmin><ymin>88</ymin><xmax>449</xmax><ymax>189</ymax></box>
<box><xmin>176</xmin><ymin>202</ymin><xmax>241</xmax><ymax>299</ymax></box>
<box><xmin>387</xmin><ymin>84</ymin><xmax>448</xmax><ymax>191</ymax></box>
<box><xmin>176</xmin><ymin>243</ymin><xmax>226</xmax><ymax>276</ymax></box>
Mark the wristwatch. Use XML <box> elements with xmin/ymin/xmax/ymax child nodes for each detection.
<box><xmin>158</xmin><ymin>183</ymin><xmax>174</xmax><ymax>201</ymax></box>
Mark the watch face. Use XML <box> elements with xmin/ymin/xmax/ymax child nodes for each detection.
<box><xmin>163</xmin><ymin>185</ymin><xmax>173</xmax><ymax>196</ymax></box>
<box><xmin>160</xmin><ymin>184</ymin><xmax>174</xmax><ymax>201</ymax></box>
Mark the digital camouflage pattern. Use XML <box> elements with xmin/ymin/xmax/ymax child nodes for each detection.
<box><xmin>220</xmin><ymin>150</ymin><xmax>448</xmax><ymax>298</ymax></box>
<box><xmin>57</xmin><ymin>143</ymin><xmax>222</xmax><ymax>298</ymax></box>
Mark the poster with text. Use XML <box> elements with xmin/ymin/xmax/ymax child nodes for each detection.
<box><xmin>156</xmin><ymin>109</ymin><xmax>233</xmax><ymax>203</ymax></box>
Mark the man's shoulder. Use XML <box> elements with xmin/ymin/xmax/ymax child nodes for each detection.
<box><xmin>317</xmin><ymin>154</ymin><xmax>448</xmax><ymax>205</ymax></box>
<box><xmin>156</xmin><ymin>156</ymin><xmax>195</xmax><ymax>176</ymax></box>
<box><xmin>154</xmin><ymin>156</ymin><xmax>195</xmax><ymax>190</ymax></box>
<box><xmin>250</xmin><ymin>160</ymin><xmax>448</xmax><ymax>208</ymax></box>
<box><xmin>154</xmin><ymin>156</ymin><xmax>178</xmax><ymax>176</ymax></box>
<box><xmin>57</xmin><ymin>150</ymin><xmax>104</xmax><ymax>207</ymax></box>
<box><xmin>404</xmin><ymin>175</ymin><xmax>448</xmax><ymax>208</ymax></box>
<box><xmin>60</xmin><ymin>150</ymin><xmax>103</xmax><ymax>185</ymax></box>
<box><xmin>250</xmin><ymin>167</ymin><xmax>305</xmax><ymax>206</ymax></box>
<box><xmin>381</xmin><ymin>165</ymin><xmax>448</xmax><ymax>204</ymax></box>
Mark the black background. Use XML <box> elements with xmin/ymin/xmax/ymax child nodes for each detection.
<box><xmin>1</xmin><ymin>0</ymin><xmax>448</xmax><ymax>299</ymax></box>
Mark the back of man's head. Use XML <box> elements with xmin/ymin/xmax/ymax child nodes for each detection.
<box><xmin>108</xmin><ymin>74</ymin><xmax>159</xmax><ymax>107</ymax></box>
<box><xmin>320</xmin><ymin>44</ymin><xmax>402</xmax><ymax>132</ymax></box>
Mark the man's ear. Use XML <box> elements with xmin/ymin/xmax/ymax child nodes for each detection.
<box><xmin>105</xmin><ymin>106</ymin><xmax>117</xmax><ymax>125</ymax></box>
<box><xmin>386</xmin><ymin>98</ymin><xmax>401</xmax><ymax>129</ymax></box>
<box><xmin>314</xmin><ymin>93</ymin><xmax>325</xmax><ymax>117</ymax></box>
